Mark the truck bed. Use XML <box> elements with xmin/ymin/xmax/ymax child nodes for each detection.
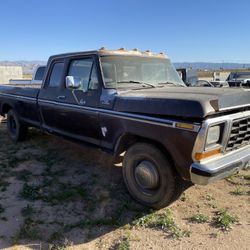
<box><xmin>0</xmin><ymin>85</ymin><xmax>40</xmax><ymax>98</ymax></box>
<box><xmin>4</xmin><ymin>83</ymin><xmax>41</xmax><ymax>89</ymax></box>
<box><xmin>0</xmin><ymin>85</ymin><xmax>40</xmax><ymax>127</ymax></box>
<box><xmin>9</xmin><ymin>79</ymin><xmax>31</xmax><ymax>84</ymax></box>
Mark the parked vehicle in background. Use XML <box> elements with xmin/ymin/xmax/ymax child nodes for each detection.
<box><xmin>177</xmin><ymin>68</ymin><xmax>227</xmax><ymax>87</ymax></box>
<box><xmin>227</xmin><ymin>71</ymin><xmax>250</xmax><ymax>88</ymax></box>
<box><xmin>195</xmin><ymin>79</ymin><xmax>214</xmax><ymax>87</ymax></box>
<box><xmin>210</xmin><ymin>80</ymin><xmax>229</xmax><ymax>88</ymax></box>
<box><xmin>9</xmin><ymin>65</ymin><xmax>46</xmax><ymax>86</ymax></box>
<box><xmin>176</xmin><ymin>68</ymin><xmax>197</xmax><ymax>86</ymax></box>
<box><xmin>0</xmin><ymin>48</ymin><xmax>249</xmax><ymax>209</ymax></box>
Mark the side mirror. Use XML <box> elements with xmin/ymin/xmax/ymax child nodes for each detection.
<box><xmin>65</xmin><ymin>76</ymin><xmax>89</xmax><ymax>92</ymax></box>
<box><xmin>66</xmin><ymin>76</ymin><xmax>81</xmax><ymax>89</ymax></box>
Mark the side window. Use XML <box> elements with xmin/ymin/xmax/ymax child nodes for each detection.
<box><xmin>48</xmin><ymin>62</ymin><xmax>64</xmax><ymax>87</ymax></box>
<box><xmin>68</xmin><ymin>58</ymin><xmax>99</xmax><ymax>91</ymax></box>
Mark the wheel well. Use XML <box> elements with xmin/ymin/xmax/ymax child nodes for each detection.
<box><xmin>114</xmin><ymin>134</ymin><xmax>176</xmax><ymax>169</ymax></box>
<box><xmin>1</xmin><ymin>103</ymin><xmax>12</xmax><ymax>116</ymax></box>
<box><xmin>114</xmin><ymin>134</ymin><xmax>138</xmax><ymax>156</ymax></box>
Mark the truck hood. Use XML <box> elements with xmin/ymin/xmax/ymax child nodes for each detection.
<box><xmin>114</xmin><ymin>87</ymin><xmax>250</xmax><ymax>119</ymax></box>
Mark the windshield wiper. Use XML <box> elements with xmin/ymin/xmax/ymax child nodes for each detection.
<box><xmin>157</xmin><ymin>82</ymin><xmax>185</xmax><ymax>87</ymax></box>
<box><xmin>117</xmin><ymin>80</ymin><xmax>155</xmax><ymax>88</ymax></box>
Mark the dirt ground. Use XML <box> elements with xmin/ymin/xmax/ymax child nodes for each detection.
<box><xmin>0</xmin><ymin>120</ymin><xmax>249</xmax><ymax>250</ymax></box>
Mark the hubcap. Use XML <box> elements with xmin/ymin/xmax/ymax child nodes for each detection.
<box><xmin>134</xmin><ymin>161</ymin><xmax>159</xmax><ymax>189</ymax></box>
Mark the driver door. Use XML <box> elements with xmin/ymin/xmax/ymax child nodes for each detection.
<box><xmin>53</xmin><ymin>56</ymin><xmax>101</xmax><ymax>145</ymax></box>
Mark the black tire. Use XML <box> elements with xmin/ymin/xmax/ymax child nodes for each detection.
<box><xmin>7</xmin><ymin>109</ymin><xmax>27</xmax><ymax>142</ymax></box>
<box><xmin>123</xmin><ymin>142</ymin><xmax>182</xmax><ymax>209</ymax></box>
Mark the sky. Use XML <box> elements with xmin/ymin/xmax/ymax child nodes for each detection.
<box><xmin>0</xmin><ymin>0</ymin><xmax>250</xmax><ymax>63</ymax></box>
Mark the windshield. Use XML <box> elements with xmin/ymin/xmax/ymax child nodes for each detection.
<box><xmin>100</xmin><ymin>55</ymin><xmax>185</xmax><ymax>89</ymax></box>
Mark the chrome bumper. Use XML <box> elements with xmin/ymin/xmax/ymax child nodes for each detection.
<box><xmin>190</xmin><ymin>145</ymin><xmax>250</xmax><ymax>185</ymax></box>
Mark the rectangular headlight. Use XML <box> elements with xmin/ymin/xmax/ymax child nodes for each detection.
<box><xmin>205</xmin><ymin>124</ymin><xmax>224</xmax><ymax>148</ymax></box>
<box><xmin>207</xmin><ymin>126</ymin><xmax>220</xmax><ymax>145</ymax></box>
<box><xmin>192</xmin><ymin>119</ymin><xmax>229</xmax><ymax>162</ymax></box>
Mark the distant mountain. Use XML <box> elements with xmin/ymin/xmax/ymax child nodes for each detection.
<box><xmin>0</xmin><ymin>61</ymin><xmax>47</xmax><ymax>74</ymax></box>
<box><xmin>1</xmin><ymin>61</ymin><xmax>250</xmax><ymax>74</ymax></box>
<box><xmin>174</xmin><ymin>62</ymin><xmax>250</xmax><ymax>70</ymax></box>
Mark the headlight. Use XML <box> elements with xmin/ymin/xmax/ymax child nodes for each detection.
<box><xmin>193</xmin><ymin>120</ymin><xmax>228</xmax><ymax>162</ymax></box>
<box><xmin>205</xmin><ymin>125</ymin><xmax>223</xmax><ymax>148</ymax></box>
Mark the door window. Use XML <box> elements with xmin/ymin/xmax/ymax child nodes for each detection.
<box><xmin>67</xmin><ymin>58</ymin><xmax>99</xmax><ymax>91</ymax></box>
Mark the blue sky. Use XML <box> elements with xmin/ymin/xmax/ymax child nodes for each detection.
<box><xmin>0</xmin><ymin>0</ymin><xmax>249</xmax><ymax>62</ymax></box>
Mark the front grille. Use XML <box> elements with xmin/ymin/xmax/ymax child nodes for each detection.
<box><xmin>226</xmin><ymin>116</ymin><xmax>250</xmax><ymax>151</ymax></box>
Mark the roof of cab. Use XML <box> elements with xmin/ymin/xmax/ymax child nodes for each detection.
<box><xmin>98</xmin><ymin>47</ymin><xmax>168</xmax><ymax>58</ymax></box>
<box><xmin>48</xmin><ymin>48</ymin><xmax>168</xmax><ymax>61</ymax></box>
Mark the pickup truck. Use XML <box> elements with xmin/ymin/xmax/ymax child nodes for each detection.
<box><xmin>227</xmin><ymin>71</ymin><xmax>250</xmax><ymax>88</ymax></box>
<box><xmin>176</xmin><ymin>68</ymin><xmax>199</xmax><ymax>86</ymax></box>
<box><xmin>0</xmin><ymin>48</ymin><xmax>249</xmax><ymax>208</ymax></box>
<box><xmin>176</xmin><ymin>68</ymin><xmax>229</xmax><ymax>88</ymax></box>
<box><xmin>9</xmin><ymin>65</ymin><xmax>46</xmax><ymax>86</ymax></box>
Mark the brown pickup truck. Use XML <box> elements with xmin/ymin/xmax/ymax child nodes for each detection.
<box><xmin>0</xmin><ymin>48</ymin><xmax>249</xmax><ymax>208</ymax></box>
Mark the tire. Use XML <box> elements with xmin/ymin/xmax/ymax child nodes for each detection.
<box><xmin>123</xmin><ymin>142</ymin><xmax>182</xmax><ymax>209</ymax></box>
<box><xmin>7</xmin><ymin>109</ymin><xmax>27</xmax><ymax>142</ymax></box>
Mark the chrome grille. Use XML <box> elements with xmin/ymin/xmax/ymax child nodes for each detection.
<box><xmin>226</xmin><ymin>116</ymin><xmax>250</xmax><ymax>151</ymax></box>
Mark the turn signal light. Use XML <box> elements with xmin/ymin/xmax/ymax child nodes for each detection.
<box><xmin>176</xmin><ymin>122</ymin><xmax>194</xmax><ymax>130</ymax></box>
<box><xmin>194</xmin><ymin>148</ymin><xmax>222</xmax><ymax>161</ymax></box>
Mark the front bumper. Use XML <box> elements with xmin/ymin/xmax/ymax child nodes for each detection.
<box><xmin>190</xmin><ymin>145</ymin><xmax>250</xmax><ymax>185</ymax></box>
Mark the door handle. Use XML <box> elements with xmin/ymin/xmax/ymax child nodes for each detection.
<box><xmin>57</xmin><ymin>95</ymin><xmax>66</xmax><ymax>100</ymax></box>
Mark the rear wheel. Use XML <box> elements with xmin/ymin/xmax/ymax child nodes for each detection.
<box><xmin>7</xmin><ymin>110</ymin><xmax>27</xmax><ymax>142</ymax></box>
<box><xmin>123</xmin><ymin>142</ymin><xmax>183</xmax><ymax>209</ymax></box>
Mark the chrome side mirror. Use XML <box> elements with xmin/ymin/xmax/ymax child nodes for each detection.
<box><xmin>66</xmin><ymin>76</ymin><xmax>81</xmax><ymax>89</ymax></box>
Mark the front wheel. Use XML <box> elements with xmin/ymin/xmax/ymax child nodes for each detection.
<box><xmin>123</xmin><ymin>143</ymin><xmax>182</xmax><ymax>209</ymax></box>
<box><xmin>7</xmin><ymin>110</ymin><xmax>27</xmax><ymax>142</ymax></box>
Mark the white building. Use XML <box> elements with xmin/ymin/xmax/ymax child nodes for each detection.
<box><xmin>0</xmin><ymin>66</ymin><xmax>23</xmax><ymax>84</ymax></box>
<box><xmin>213</xmin><ymin>71</ymin><xmax>230</xmax><ymax>81</ymax></box>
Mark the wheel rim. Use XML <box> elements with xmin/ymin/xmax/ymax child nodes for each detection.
<box><xmin>134</xmin><ymin>160</ymin><xmax>160</xmax><ymax>190</ymax></box>
<box><xmin>9</xmin><ymin>116</ymin><xmax>17</xmax><ymax>135</ymax></box>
